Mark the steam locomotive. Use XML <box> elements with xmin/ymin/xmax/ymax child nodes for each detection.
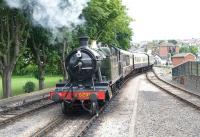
<box><xmin>49</xmin><ymin>36</ymin><xmax>154</xmax><ymax>115</ymax></box>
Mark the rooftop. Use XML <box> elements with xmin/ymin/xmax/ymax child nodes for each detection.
<box><xmin>158</xmin><ymin>42</ymin><xmax>177</xmax><ymax>47</ymax></box>
<box><xmin>172</xmin><ymin>53</ymin><xmax>195</xmax><ymax>58</ymax></box>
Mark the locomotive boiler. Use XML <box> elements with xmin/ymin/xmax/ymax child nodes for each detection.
<box><xmin>49</xmin><ymin>36</ymin><xmax>154</xmax><ymax>115</ymax></box>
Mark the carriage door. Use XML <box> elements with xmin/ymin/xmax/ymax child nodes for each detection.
<box><xmin>118</xmin><ymin>51</ymin><xmax>122</xmax><ymax>76</ymax></box>
<box><xmin>133</xmin><ymin>54</ymin><xmax>135</xmax><ymax>69</ymax></box>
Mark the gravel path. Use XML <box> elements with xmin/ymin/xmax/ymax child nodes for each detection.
<box><xmin>135</xmin><ymin>75</ymin><xmax>200</xmax><ymax>137</ymax></box>
<box><xmin>153</xmin><ymin>67</ymin><xmax>172</xmax><ymax>82</ymax></box>
<box><xmin>0</xmin><ymin>104</ymin><xmax>61</xmax><ymax>137</ymax></box>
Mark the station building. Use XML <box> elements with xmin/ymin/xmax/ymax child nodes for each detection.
<box><xmin>171</xmin><ymin>53</ymin><xmax>196</xmax><ymax>66</ymax></box>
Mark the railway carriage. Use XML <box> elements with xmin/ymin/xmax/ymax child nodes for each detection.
<box><xmin>133</xmin><ymin>53</ymin><xmax>148</xmax><ymax>69</ymax></box>
<box><xmin>148</xmin><ymin>54</ymin><xmax>154</xmax><ymax>68</ymax></box>
<box><xmin>119</xmin><ymin>49</ymin><xmax>134</xmax><ymax>78</ymax></box>
<box><xmin>49</xmin><ymin>36</ymin><xmax>154</xmax><ymax>115</ymax></box>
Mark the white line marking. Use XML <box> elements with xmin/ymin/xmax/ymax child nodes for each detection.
<box><xmin>128</xmin><ymin>78</ymin><xmax>140</xmax><ymax>137</ymax></box>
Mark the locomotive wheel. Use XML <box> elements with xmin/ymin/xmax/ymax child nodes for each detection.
<box><xmin>90</xmin><ymin>102</ymin><xmax>99</xmax><ymax>116</ymax></box>
<box><xmin>61</xmin><ymin>102</ymin><xmax>72</xmax><ymax>115</ymax></box>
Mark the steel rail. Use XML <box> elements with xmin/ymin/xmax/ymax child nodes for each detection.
<box><xmin>152</xmin><ymin>69</ymin><xmax>200</xmax><ymax>99</ymax></box>
<box><xmin>0</xmin><ymin>101</ymin><xmax>55</xmax><ymax>128</ymax></box>
<box><xmin>146</xmin><ymin>71</ymin><xmax>200</xmax><ymax>111</ymax></box>
<box><xmin>0</xmin><ymin>97</ymin><xmax>49</xmax><ymax>114</ymax></box>
<box><xmin>31</xmin><ymin>116</ymin><xmax>67</xmax><ymax>137</ymax></box>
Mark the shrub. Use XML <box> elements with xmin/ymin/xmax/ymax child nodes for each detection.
<box><xmin>59</xmin><ymin>79</ymin><xmax>63</xmax><ymax>83</ymax></box>
<box><xmin>23</xmin><ymin>81</ymin><xmax>36</xmax><ymax>93</ymax></box>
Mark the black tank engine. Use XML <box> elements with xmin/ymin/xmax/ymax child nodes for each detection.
<box><xmin>49</xmin><ymin>36</ymin><xmax>154</xmax><ymax>115</ymax></box>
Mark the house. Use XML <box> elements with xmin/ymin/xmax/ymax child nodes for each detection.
<box><xmin>157</xmin><ymin>42</ymin><xmax>179</xmax><ymax>59</ymax></box>
<box><xmin>171</xmin><ymin>53</ymin><xmax>196</xmax><ymax>66</ymax></box>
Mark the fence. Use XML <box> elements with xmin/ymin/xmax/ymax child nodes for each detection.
<box><xmin>172</xmin><ymin>61</ymin><xmax>200</xmax><ymax>77</ymax></box>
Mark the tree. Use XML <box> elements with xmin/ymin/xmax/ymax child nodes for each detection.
<box><xmin>45</xmin><ymin>50</ymin><xmax>61</xmax><ymax>76</ymax></box>
<box><xmin>83</xmin><ymin>0</ymin><xmax>132</xmax><ymax>49</ymax></box>
<box><xmin>189</xmin><ymin>46</ymin><xmax>198</xmax><ymax>56</ymax></box>
<box><xmin>179</xmin><ymin>46</ymin><xmax>189</xmax><ymax>53</ymax></box>
<box><xmin>57</xmin><ymin>38</ymin><xmax>68</xmax><ymax>82</ymax></box>
<box><xmin>55</xmin><ymin>28</ymin><xmax>72</xmax><ymax>82</ymax></box>
<box><xmin>158</xmin><ymin>40</ymin><xmax>165</xmax><ymax>44</ymax></box>
<box><xmin>0</xmin><ymin>4</ymin><xmax>29</xmax><ymax>97</ymax></box>
<box><xmin>168</xmin><ymin>40</ymin><xmax>177</xmax><ymax>45</ymax></box>
<box><xmin>28</xmin><ymin>26</ymin><xmax>51</xmax><ymax>90</ymax></box>
<box><xmin>179</xmin><ymin>45</ymin><xmax>198</xmax><ymax>56</ymax></box>
<box><xmin>13</xmin><ymin>47</ymin><xmax>36</xmax><ymax>75</ymax></box>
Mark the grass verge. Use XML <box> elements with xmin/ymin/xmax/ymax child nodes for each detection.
<box><xmin>0</xmin><ymin>76</ymin><xmax>62</xmax><ymax>97</ymax></box>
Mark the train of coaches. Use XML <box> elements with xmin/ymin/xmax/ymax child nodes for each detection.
<box><xmin>49</xmin><ymin>36</ymin><xmax>154</xmax><ymax>115</ymax></box>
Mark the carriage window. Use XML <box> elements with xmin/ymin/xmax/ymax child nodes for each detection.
<box><xmin>126</xmin><ymin>55</ymin><xmax>130</xmax><ymax>65</ymax></box>
<box><xmin>136</xmin><ymin>57</ymin><xmax>141</xmax><ymax>62</ymax></box>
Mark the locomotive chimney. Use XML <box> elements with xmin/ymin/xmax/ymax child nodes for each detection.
<box><xmin>79</xmin><ymin>36</ymin><xmax>89</xmax><ymax>47</ymax></box>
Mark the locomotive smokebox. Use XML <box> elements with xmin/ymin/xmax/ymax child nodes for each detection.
<box><xmin>79</xmin><ymin>36</ymin><xmax>89</xmax><ymax>47</ymax></box>
<box><xmin>65</xmin><ymin>36</ymin><xmax>103</xmax><ymax>82</ymax></box>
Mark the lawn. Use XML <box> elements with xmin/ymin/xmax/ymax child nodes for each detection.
<box><xmin>0</xmin><ymin>76</ymin><xmax>62</xmax><ymax>97</ymax></box>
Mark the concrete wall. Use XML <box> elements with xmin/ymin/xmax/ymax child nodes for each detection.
<box><xmin>173</xmin><ymin>75</ymin><xmax>200</xmax><ymax>90</ymax></box>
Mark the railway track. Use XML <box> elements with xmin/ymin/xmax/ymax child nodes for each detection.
<box><xmin>0</xmin><ymin>99</ymin><xmax>55</xmax><ymax>128</ymax></box>
<box><xmin>30</xmin><ymin>93</ymin><xmax>114</xmax><ymax>137</ymax></box>
<box><xmin>31</xmin><ymin>115</ymin><xmax>67</xmax><ymax>137</ymax></box>
<box><xmin>0</xmin><ymin>96</ymin><xmax>48</xmax><ymax>114</ymax></box>
<box><xmin>30</xmin><ymin>72</ymin><xmax>139</xmax><ymax>137</ymax></box>
<box><xmin>31</xmin><ymin>110</ymin><xmax>96</xmax><ymax>137</ymax></box>
<box><xmin>146</xmin><ymin>70</ymin><xmax>200</xmax><ymax>111</ymax></box>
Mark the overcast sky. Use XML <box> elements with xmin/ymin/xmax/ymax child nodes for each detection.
<box><xmin>122</xmin><ymin>0</ymin><xmax>200</xmax><ymax>42</ymax></box>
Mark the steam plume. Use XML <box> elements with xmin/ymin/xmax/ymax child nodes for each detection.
<box><xmin>5</xmin><ymin>0</ymin><xmax>88</xmax><ymax>30</ymax></box>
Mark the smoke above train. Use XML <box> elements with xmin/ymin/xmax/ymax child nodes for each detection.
<box><xmin>5</xmin><ymin>0</ymin><xmax>88</xmax><ymax>29</ymax></box>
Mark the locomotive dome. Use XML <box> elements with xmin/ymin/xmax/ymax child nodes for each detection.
<box><xmin>65</xmin><ymin>36</ymin><xmax>102</xmax><ymax>82</ymax></box>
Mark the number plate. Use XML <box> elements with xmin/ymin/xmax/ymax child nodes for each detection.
<box><xmin>78</xmin><ymin>93</ymin><xmax>90</xmax><ymax>98</ymax></box>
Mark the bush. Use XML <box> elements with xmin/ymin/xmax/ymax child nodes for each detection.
<box><xmin>59</xmin><ymin>79</ymin><xmax>63</xmax><ymax>83</ymax></box>
<box><xmin>23</xmin><ymin>81</ymin><xmax>36</xmax><ymax>93</ymax></box>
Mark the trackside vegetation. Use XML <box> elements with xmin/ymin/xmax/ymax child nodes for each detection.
<box><xmin>0</xmin><ymin>76</ymin><xmax>62</xmax><ymax>98</ymax></box>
